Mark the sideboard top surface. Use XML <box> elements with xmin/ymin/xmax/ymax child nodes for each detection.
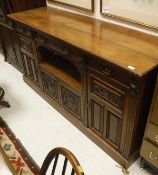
<box><xmin>8</xmin><ymin>7</ymin><xmax>158</xmax><ymax>77</ymax></box>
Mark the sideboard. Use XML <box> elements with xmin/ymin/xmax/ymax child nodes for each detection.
<box><xmin>8</xmin><ymin>7</ymin><xmax>158</xmax><ymax>168</ymax></box>
<box><xmin>0</xmin><ymin>0</ymin><xmax>46</xmax><ymax>72</ymax></box>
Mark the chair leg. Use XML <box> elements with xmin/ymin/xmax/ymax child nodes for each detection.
<box><xmin>0</xmin><ymin>87</ymin><xmax>10</xmax><ymax>108</ymax></box>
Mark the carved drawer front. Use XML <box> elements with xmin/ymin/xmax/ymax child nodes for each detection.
<box><xmin>42</xmin><ymin>72</ymin><xmax>58</xmax><ymax>102</ymax></box>
<box><xmin>36</xmin><ymin>36</ymin><xmax>85</xmax><ymax>65</ymax></box>
<box><xmin>16</xmin><ymin>24</ymin><xmax>31</xmax><ymax>36</ymax></box>
<box><xmin>22</xmin><ymin>54</ymin><xmax>39</xmax><ymax>84</ymax></box>
<box><xmin>89</xmin><ymin>100</ymin><xmax>123</xmax><ymax>148</ymax></box>
<box><xmin>60</xmin><ymin>86</ymin><xmax>81</xmax><ymax>119</ymax></box>
<box><xmin>91</xmin><ymin>78</ymin><xmax>126</xmax><ymax>111</ymax></box>
<box><xmin>140</xmin><ymin>140</ymin><xmax>158</xmax><ymax>168</ymax></box>
<box><xmin>146</xmin><ymin>123</ymin><xmax>158</xmax><ymax>146</ymax></box>
<box><xmin>87</xmin><ymin>59</ymin><xmax>137</xmax><ymax>88</ymax></box>
<box><xmin>19</xmin><ymin>36</ymin><xmax>33</xmax><ymax>57</ymax></box>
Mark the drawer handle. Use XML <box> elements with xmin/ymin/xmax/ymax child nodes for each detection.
<box><xmin>149</xmin><ymin>152</ymin><xmax>157</xmax><ymax>160</ymax></box>
<box><xmin>63</xmin><ymin>48</ymin><xmax>70</xmax><ymax>55</ymax></box>
<box><xmin>156</xmin><ymin>135</ymin><xmax>158</xmax><ymax>142</ymax></box>
<box><xmin>101</xmin><ymin>67</ymin><xmax>111</xmax><ymax>76</ymax></box>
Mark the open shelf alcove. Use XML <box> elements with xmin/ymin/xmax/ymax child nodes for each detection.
<box><xmin>37</xmin><ymin>45</ymin><xmax>85</xmax><ymax>121</ymax></box>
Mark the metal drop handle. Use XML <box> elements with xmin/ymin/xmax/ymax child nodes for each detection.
<box><xmin>149</xmin><ymin>152</ymin><xmax>157</xmax><ymax>160</ymax></box>
<box><xmin>156</xmin><ymin>135</ymin><xmax>158</xmax><ymax>143</ymax></box>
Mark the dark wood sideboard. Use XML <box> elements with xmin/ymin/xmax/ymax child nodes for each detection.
<box><xmin>0</xmin><ymin>0</ymin><xmax>46</xmax><ymax>72</ymax></box>
<box><xmin>7</xmin><ymin>7</ymin><xmax>158</xmax><ymax>168</ymax></box>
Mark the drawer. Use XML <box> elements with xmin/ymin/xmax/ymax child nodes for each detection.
<box><xmin>88</xmin><ymin>58</ymin><xmax>139</xmax><ymax>90</ymax></box>
<box><xmin>146</xmin><ymin>123</ymin><xmax>158</xmax><ymax>146</ymax></box>
<box><xmin>19</xmin><ymin>36</ymin><xmax>34</xmax><ymax>57</ymax></box>
<box><xmin>89</xmin><ymin>75</ymin><xmax>127</xmax><ymax>112</ymax></box>
<box><xmin>140</xmin><ymin>140</ymin><xmax>158</xmax><ymax>168</ymax></box>
<box><xmin>16</xmin><ymin>23</ymin><xmax>31</xmax><ymax>36</ymax></box>
<box><xmin>36</xmin><ymin>35</ymin><xmax>85</xmax><ymax>65</ymax></box>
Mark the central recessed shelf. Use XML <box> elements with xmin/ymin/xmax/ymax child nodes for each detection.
<box><xmin>38</xmin><ymin>46</ymin><xmax>81</xmax><ymax>90</ymax></box>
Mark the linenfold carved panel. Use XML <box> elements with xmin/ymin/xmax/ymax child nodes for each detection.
<box><xmin>89</xmin><ymin>99</ymin><xmax>122</xmax><ymax>148</ymax></box>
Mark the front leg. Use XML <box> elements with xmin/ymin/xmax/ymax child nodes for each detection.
<box><xmin>0</xmin><ymin>87</ymin><xmax>10</xmax><ymax>108</ymax></box>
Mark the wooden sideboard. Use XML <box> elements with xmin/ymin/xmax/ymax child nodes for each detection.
<box><xmin>0</xmin><ymin>0</ymin><xmax>46</xmax><ymax>72</ymax></box>
<box><xmin>140</xmin><ymin>75</ymin><xmax>158</xmax><ymax>172</ymax></box>
<box><xmin>8</xmin><ymin>7</ymin><xmax>158</xmax><ymax>168</ymax></box>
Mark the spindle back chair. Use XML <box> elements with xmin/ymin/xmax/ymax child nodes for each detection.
<box><xmin>39</xmin><ymin>147</ymin><xmax>84</xmax><ymax>175</ymax></box>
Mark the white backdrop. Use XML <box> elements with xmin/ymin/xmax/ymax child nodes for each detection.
<box><xmin>50</xmin><ymin>0</ymin><xmax>92</xmax><ymax>10</ymax></box>
<box><xmin>47</xmin><ymin>0</ymin><xmax>158</xmax><ymax>36</ymax></box>
<box><xmin>102</xmin><ymin>0</ymin><xmax>158</xmax><ymax>28</ymax></box>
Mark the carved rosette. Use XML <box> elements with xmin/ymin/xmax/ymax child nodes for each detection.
<box><xmin>61</xmin><ymin>87</ymin><xmax>80</xmax><ymax>117</ymax></box>
<box><xmin>42</xmin><ymin>73</ymin><xmax>58</xmax><ymax>101</ymax></box>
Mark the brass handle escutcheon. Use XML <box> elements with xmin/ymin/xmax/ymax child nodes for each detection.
<box><xmin>149</xmin><ymin>152</ymin><xmax>157</xmax><ymax>160</ymax></box>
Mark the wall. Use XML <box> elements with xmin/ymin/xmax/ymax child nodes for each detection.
<box><xmin>47</xmin><ymin>0</ymin><xmax>158</xmax><ymax>36</ymax></box>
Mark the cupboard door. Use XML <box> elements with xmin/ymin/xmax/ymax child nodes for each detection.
<box><xmin>88</xmin><ymin>72</ymin><xmax>130</xmax><ymax>150</ymax></box>
<box><xmin>89</xmin><ymin>99</ymin><xmax>123</xmax><ymax>148</ymax></box>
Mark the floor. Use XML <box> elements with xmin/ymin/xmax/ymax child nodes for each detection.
<box><xmin>0</xmin><ymin>53</ymin><xmax>152</xmax><ymax>175</ymax></box>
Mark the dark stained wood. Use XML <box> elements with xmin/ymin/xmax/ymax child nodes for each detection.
<box><xmin>0</xmin><ymin>26</ymin><xmax>4</xmax><ymax>54</ymax></box>
<box><xmin>8</xmin><ymin>0</ymin><xmax>46</xmax><ymax>13</ymax></box>
<box><xmin>8</xmin><ymin>7</ymin><xmax>158</xmax><ymax>77</ymax></box>
<box><xmin>0</xmin><ymin>0</ymin><xmax>46</xmax><ymax>72</ymax></box>
<box><xmin>7</xmin><ymin>6</ymin><xmax>158</xmax><ymax>169</ymax></box>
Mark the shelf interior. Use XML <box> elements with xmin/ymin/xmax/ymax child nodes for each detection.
<box><xmin>38</xmin><ymin>46</ymin><xmax>81</xmax><ymax>90</ymax></box>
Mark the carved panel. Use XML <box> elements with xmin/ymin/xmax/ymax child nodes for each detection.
<box><xmin>22</xmin><ymin>54</ymin><xmax>39</xmax><ymax>84</ymax></box>
<box><xmin>42</xmin><ymin>73</ymin><xmax>58</xmax><ymax>101</ymax></box>
<box><xmin>90</xmin><ymin>100</ymin><xmax>104</xmax><ymax>135</ymax></box>
<box><xmin>103</xmin><ymin>109</ymin><xmax>122</xmax><ymax>147</ymax></box>
<box><xmin>61</xmin><ymin>86</ymin><xmax>81</xmax><ymax>118</ymax></box>
<box><xmin>22</xmin><ymin>54</ymin><xmax>32</xmax><ymax>78</ymax></box>
<box><xmin>30</xmin><ymin>59</ymin><xmax>38</xmax><ymax>83</ymax></box>
<box><xmin>92</xmin><ymin>79</ymin><xmax>125</xmax><ymax>110</ymax></box>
